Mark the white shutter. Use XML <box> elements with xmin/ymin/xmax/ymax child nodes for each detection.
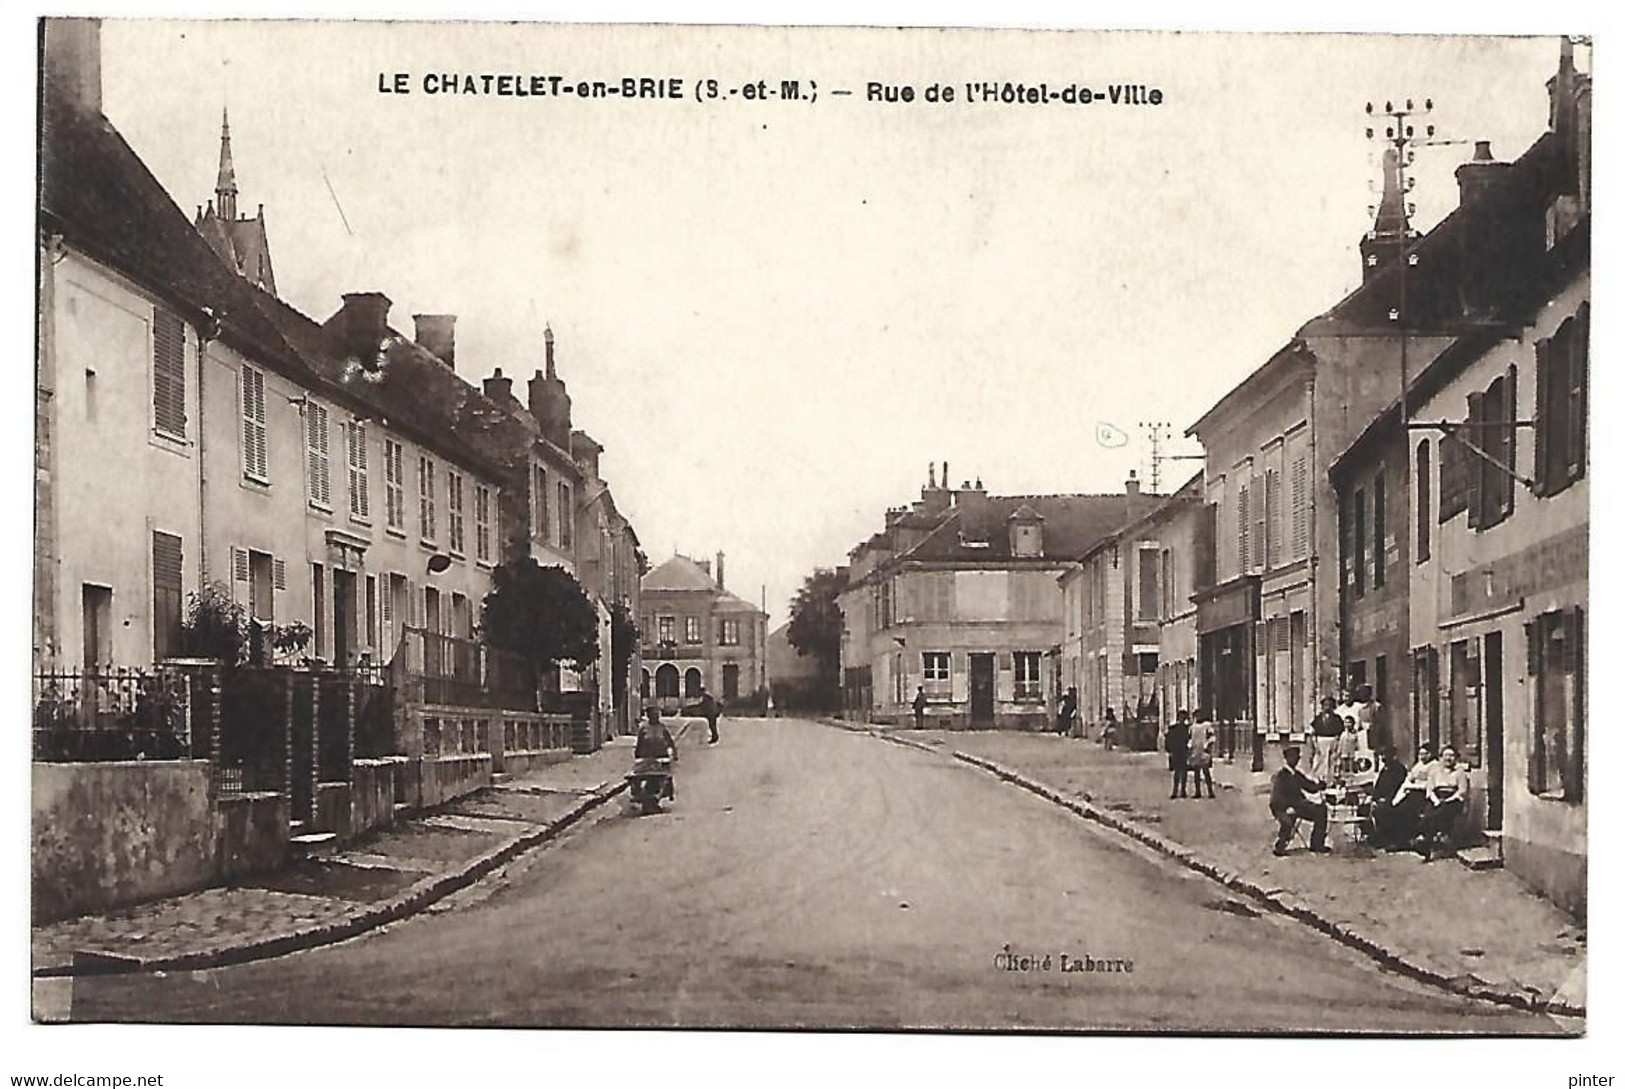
<box><xmin>950</xmin><ymin>653</ymin><xmax>968</xmax><ymax>703</ymax></box>
<box><xmin>231</xmin><ymin>546</ymin><xmax>250</xmax><ymax>606</ymax></box>
<box><xmin>272</xmin><ymin>556</ymin><xmax>287</xmax><ymax>591</ymax></box>
<box><xmin>307</xmin><ymin>401</ymin><xmax>332</xmax><ymax>507</ymax></box>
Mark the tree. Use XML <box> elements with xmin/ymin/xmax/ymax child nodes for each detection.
<box><xmin>608</xmin><ymin>601</ymin><xmax>640</xmax><ymax>709</ymax></box>
<box><xmin>177</xmin><ymin>582</ymin><xmax>311</xmax><ymax>668</ymax></box>
<box><xmin>787</xmin><ymin>567</ymin><xmax>847</xmax><ymax>694</ymax></box>
<box><xmin>481</xmin><ymin>558</ymin><xmax>601</xmax><ymax>670</ymax></box>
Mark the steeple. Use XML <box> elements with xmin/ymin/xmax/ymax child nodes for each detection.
<box><xmin>1359</xmin><ymin>146</ymin><xmax>1412</xmax><ymax>283</ymax></box>
<box><xmin>216</xmin><ymin>107</ymin><xmax>238</xmax><ymax>222</ymax></box>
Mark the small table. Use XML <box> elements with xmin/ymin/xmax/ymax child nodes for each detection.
<box><xmin>1324</xmin><ymin>787</ymin><xmax>1370</xmax><ymax>848</ymax></box>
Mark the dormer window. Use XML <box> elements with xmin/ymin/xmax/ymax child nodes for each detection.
<box><xmin>1008</xmin><ymin>505</ymin><xmax>1045</xmax><ymax>557</ymax></box>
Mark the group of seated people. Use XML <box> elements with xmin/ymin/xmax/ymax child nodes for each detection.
<box><xmin>1270</xmin><ymin>741</ymin><xmax>1469</xmax><ymax>860</ymax></box>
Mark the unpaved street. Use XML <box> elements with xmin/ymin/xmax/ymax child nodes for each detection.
<box><xmin>69</xmin><ymin>718</ymin><xmax>1564</xmax><ymax>1032</ymax></box>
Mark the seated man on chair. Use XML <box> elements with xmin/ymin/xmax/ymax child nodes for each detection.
<box><xmin>1417</xmin><ymin>745</ymin><xmax>1470</xmax><ymax>861</ymax></box>
<box><xmin>1270</xmin><ymin>744</ymin><xmax>1330</xmax><ymax>856</ymax></box>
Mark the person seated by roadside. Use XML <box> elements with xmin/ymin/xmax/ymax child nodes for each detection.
<box><xmin>1270</xmin><ymin>744</ymin><xmax>1330</xmax><ymax>856</ymax></box>
<box><xmin>1378</xmin><ymin>743</ymin><xmax>1437</xmax><ymax>851</ymax></box>
<box><xmin>635</xmin><ymin>707</ymin><xmax>679</xmax><ymax>799</ymax></box>
<box><xmin>1418</xmin><ymin>746</ymin><xmax>1470</xmax><ymax>861</ymax></box>
<box><xmin>1363</xmin><ymin>748</ymin><xmax>1410</xmax><ymax>848</ymax></box>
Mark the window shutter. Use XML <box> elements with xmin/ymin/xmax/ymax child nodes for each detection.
<box><xmin>272</xmin><ymin>557</ymin><xmax>287</xmax><ymax>591</ymax></box>
<box><xmin>232</xmin><ymin>546</ymin><xmax>250</xmax><ymax>583</ymax></box>
<box><xmin>1571</xmin><ymin>305</ymin><xmax>1588</xmax><ymax>482</ymax></box>
<box><xmin>1465</xmin><ymin>393</ymin><xmax>1483</xmax><ymax>528</ymax></box>
<box><xmin>1533</xmin><ymin>339</ymin><xmax>1550</xmax><ymax>495</ymax></box>
<box><xmin>1291</xmin><ymin>453</ymin><xmax>1308</xmax><ymax>559</ymax></box>
<box><xmin>152</xmin><ymin>308</ymin><xmax>187</xmax><ymax>438</ymax></box>
<box><xmin>1503</xmin><ymin>364</ymin><xmax>1517</xmax><ymax>520</ymax></box>
<box><xmin>1237</xmin><ymin>482</ymin><xmax>1251</xmax><ymax>572</ymax></box>
<box><xmin>1525</xmin><ymin>619</ymin><xmax>1543</xmax><ymax>793</ymax></box>
<box><xmin>1567</xmin><ymin>607</ymin><xmax>1584</xmax><ymax>803</ymax></box>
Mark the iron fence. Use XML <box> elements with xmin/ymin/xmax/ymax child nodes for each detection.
<box><xmin>395</xmin><ymin>627</ymin><xmax>538</xmax><ymax>712</ymax></box>
<box><xmin>33</xmin><ymin>667</ymin><xmax>193</xmax><ymax>762</ymax></box>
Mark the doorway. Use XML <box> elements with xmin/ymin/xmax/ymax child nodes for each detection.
<box><xmin>333</xmin><ymin>570</ymin><xmax>357</xmax><ymax>669</ymax></box>
<box><xmin>970</xmin><ymin>653</ymin><xmax>995</xmax><ymax>725</ymax></box>
<box><xmin>1484</xmin><ymin>630</ymin><xmax>1505</xmax><ymax>832</ymax></box>
<box><xmin>82</xmin><ymin>584</ymin><xmax>112</xmax><ymax>670</ymax></box>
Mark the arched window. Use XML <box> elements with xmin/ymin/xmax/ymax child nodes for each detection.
<box><xmin>655</xmin><ymin>664</ymin><xmax>680</xmax><ymax>699</ymax></box>
<box><xmin>640</xmin><ymin>668</ymin><xmax>652</xmax><ymax>699</ymax></box>
<box><xmin>684</xmin><ymin>668</ymin><xmax>703</xmax><ymax>699</ymax></box>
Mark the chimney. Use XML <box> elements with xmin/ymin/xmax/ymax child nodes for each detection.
<box><xmin>482</xmin><ymin>366</ymin><xmax>514</xmax><ymax>405</ymax></box>
<box><xmin>413</xmin><ymin>314</ymin><xmax>456</xmax><ymax>369</ymax></box>
<box><xmin>1455</xmin><ymin>141</ymin><xmax>1513</xmax><ymax>209</ymax></box>
<box><xmin>528</xmin><ymin>326</ymin><xmax>573</xmax><ymax>448</ymax></box>
<box><xmin>322</xmin><ymin>292</ymin><xmax>392</xmax><ymax>367</ymax></box>
<box><xmin>43</xmin><ymin>18</ymin><xmax>102</xmax><ymax>114</ymax></box>
<box><xmin>716</xmin><ymin>551</ymin><xmax>726</xmax><ymax>590</ymax></box>
<box><xmin>1125</xmin><ymin>470</ymin><xmax>1141</xmax><ymax>497</ymax></box>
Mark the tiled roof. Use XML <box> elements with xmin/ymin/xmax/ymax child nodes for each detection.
<box><xmin>901</xmin><ymin>492</ymin><xmax>1162</xmax><ymax>564</ymax></box>
<box><xmin>642</xmin><ymin>555</ymin><xmax>720</xmax><ymax>593</ymax></box>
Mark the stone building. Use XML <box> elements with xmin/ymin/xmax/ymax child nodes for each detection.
<box><xmin>840</xmin><ymin>466</ymin><xmax>1157</xmax><ymax>729</ymax></box>
<box><xmin>640</xmin><ymin>553</ymin><xmax>768</xmax><ymax>710</ymax></box>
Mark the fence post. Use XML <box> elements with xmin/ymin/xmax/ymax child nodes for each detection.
<box><xmin>206</xmin><ymin>667</ymin><xmax>223</xmax><ymax>794</ymax></box>
<box><xmin>347</xmin><ymin>677</ymin><xmax>357</xmax><ymax>781</ymax></box>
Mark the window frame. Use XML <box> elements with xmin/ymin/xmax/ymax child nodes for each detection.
<box><xmin>305</xmin><ymin>400</ymin><xmax>332</xmax><ymax>511</ymax></box>
<box><xmin>151</xmin><ymin>306</ymin><xmax>188</xmax><ymax>442</ymax></box>
<box><xmin>922</xmin><ymin>651</ymin><xmax>952</xmax><ymax>697</ymax></box>
<box><xmin>384</xmin><ymin>437</ymin><xmax>406</xmax><ymax>534</ymax></box>
<box><xmin>446</xmin><ymin>468</ymin><xmax>466</xmax><ymax>557</ymax></box>
<box><xmin>1013</xmin><ymin>650</ymin><xmax>1043</xmax><ymax>702</ymax></box>
<box><xmin>418</xmin><ymin>454</ymin><xmax>438</xmax><ymax>544</ymax></box>
<box><xmin>346</xmin><ymin>419</ymin><xmax>370</xmax><ymax>523</ymax></box>
<box><xmin>241</xmin><ymin>364</ymin><xmax>268</xmax><ymax>483</ymax></box>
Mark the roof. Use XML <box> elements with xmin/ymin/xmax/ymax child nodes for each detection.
<box><xmin>642</xmin><ymin>555</ymin><xmax>720</xmax><ymax>592</ymax></box>
<box><xmin>897</xmin><ymin>492</ymin><xmax>1162</xmax><ymax>566</ymax></box>
<box><xmin>1329</xmin><ymin>215</ymin><xmax>1589</xmax><ymax>480</ymax></box>
<box><xmin>38</xmin><ymin>76</ymin><xmax>510</xmax><ymax>483</ymax></box>
<box><xmin>1071</xmin><ymin>471</ymin><xmax>1205</xmax><ymax>566</ymax></box>
<box><xmin>196</xmin><ymin>208</ymin><xmax>277</xmax><ymax>294</ymax></box>
<box><xmin>1185</xmin><ymin>339</ymin><xmax>1315</xmax><ymax>439</ymax></box>
<box><xmin>641</xmin><ymin>554</ymin><xmax>765</xmax><ymax>616</ymax></box>
<box><xmin>38</xmin><ymin>76</ymin><xmax>306</xmax><ymax>380</ymax></box>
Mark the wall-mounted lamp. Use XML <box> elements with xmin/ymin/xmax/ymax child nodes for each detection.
<box><xmin>426</xmin><ymin>554</ymin><xmax>452</xmax><ymax>575</ymax></box>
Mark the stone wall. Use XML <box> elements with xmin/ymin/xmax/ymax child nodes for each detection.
<box><xmin>32</xmin><ymin>761</ymin><xmax>216</xmax><ymax>923</ymax></box>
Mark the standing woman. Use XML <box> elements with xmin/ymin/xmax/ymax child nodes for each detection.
<box><xmin>1165</xmin><ymin>711</ymin><xmax>1192</xmax><ymax>799</ymax></box>
<box><xmin>1187</xmin><ymin>714</ymin><xmax>1215</xmax><ymax>798</ymax></box>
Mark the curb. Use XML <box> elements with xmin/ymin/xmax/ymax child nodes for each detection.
<box><xmin>34</xmin><ymin>724</ymin><xmax>694</xmax><ymax>981</ymax></box>
<box><xmin>853</xmin><ymin>726</ymin><xmax>1584</xmax><ymax>1021</ymax></box>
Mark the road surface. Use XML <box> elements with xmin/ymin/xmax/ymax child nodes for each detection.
<box><xmin>66</xmin><ymin>718</ymin><xmax>1568</xmax><ymax>1032</ymax></box>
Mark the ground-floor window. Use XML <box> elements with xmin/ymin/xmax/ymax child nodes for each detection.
<box><xmin>922</xmin><ymin>651</ymin><xmax>951</xmax><ymax>697</ymax></box>
<box><xmin>1013</xmin><ymin>651</ymin><xmax>1042</xmax><ymax>701</ymax></box>
<box><xmin>684</xmin><ymin>667</ymin><xmax>703</xmax><ymax>698</ymax></box>
<box><xmin>655</xmin><ymin>663</ymin><xmax>679</xmax><ymax>699</ymax></box>
<box><xmin>1528</xmin><ymin>606</ymin><xmax>1584</xmax><ymax>802</ymax></box>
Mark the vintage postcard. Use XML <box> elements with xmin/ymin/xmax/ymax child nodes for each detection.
<box><xmin>29</xmin><ymin>15</ymin><xmax>1588</xmax><ymax>1052</ymax></box>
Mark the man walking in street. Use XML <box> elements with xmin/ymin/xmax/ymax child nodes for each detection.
<box><xmin>1270</xmin><ymin>744</ymin><xmax>1330</xmax><ymax>856</ymax></box>
<box><xmin>698</xmin><ymin>686</ymin><xmax>722</xmax><ymax>744</ymax></box>
<box><xmin>913</xmin><ymin>685</ymin><xmax>928</xmax><ymax>730</ymax></box>
<box><xmin>1056</xmin><ymin>686</ymin><xmax>1078</xmax><ymax>737</ymax></box>
<box><xmin>1165</xmin><ymin>712</ymin><xmax>1191</xmax><ymax>798</ymax></box>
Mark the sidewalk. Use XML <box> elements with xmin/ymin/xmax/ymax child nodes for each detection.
<box><xmin>909</xmin><ymin>729</ymin><xmax>1585</xmax><ymax>1015</ymax></box>
<box><xmin>33</xmin><ymin>726</ymin><xmax>687</xmax><ymax>976</ymax></box>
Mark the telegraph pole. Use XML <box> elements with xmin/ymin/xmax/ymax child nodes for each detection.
<box><xmin>1364</xmin><ymin>97</ymin><xmax>1433</xmax><ymax>428</ymax></box>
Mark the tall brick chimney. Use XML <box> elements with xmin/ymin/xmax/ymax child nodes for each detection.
<box><xmin>42</xmin><ymin>18</ymin><xmax>102</xmax><ymax>114</ymax></box>
<box><xmin>413</xmin><ymin>314</ymin><xmax>456</xmax><ymax>369</ymax></box>
<box><xmin>716</xmin><ymin>551</ymin><xmax>726</xmax><ymax>590</ymax></box>
<box><xmin>1125</xmin><ymin>470</ymin><xmax>1141</xmax><ymax>497</ymax></box>
<box><xmin>528</xmin><ymin>325</ymin><xmax>573</xmax><ymax>449</ymax></box>
<box><xmin>482</xmin><ymin>366</ymin><xmax>515</xmax><ymax>405</ymax></box>
<box><xmin>1455</xmin><ymin>141</ymin><xmax>1513</xmax><ymax>208</ymax></box>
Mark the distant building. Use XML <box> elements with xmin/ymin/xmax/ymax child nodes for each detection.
<box><xmin>1060</xmin><ymin>472</ymin><xmax>1204</xmax><ymax>742</ymax></box>
<box><xmin>839</xmin><ymin>466</ymin><xmax>1159</xmax><ymax>729</ymax></box>
<box><xmin>640</xmin><ymin>553</ymin><xmax>768</xmax><ymax>709</ymax></box>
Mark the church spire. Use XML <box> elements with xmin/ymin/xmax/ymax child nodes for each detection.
<box><xmin>216</xmin><ymin>107</ymin><xmax>238</xmax><ymax>221</ymax></box>
<box><xmin>1359</xmin><ymin>146</ymin><xmax>1412</xmax><ymax>283</ymax></box>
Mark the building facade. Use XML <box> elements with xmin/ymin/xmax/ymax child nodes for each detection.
<box><xmin>840</xmin><ymin>468</ymin><xmax>1157</xmax><ymax>729</ymax></box>
<box><xmin>640</xmin><ymin>553</ymin><xmax>768</xmax><ymax>711</ymax></box>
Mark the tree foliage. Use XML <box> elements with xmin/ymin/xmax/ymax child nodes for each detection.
<box><xmin>481</xmin><ymin>558</ymin><xmax>601</xmax><ymax>669</ymax></box>
<box><xmin>787</xmin><ymin>567</ymin><xmax>847</xmax><ymax>685</ymax></box>
<box><xmin>178</xmin><ymin>582</ymin><xmax>312</xmax><ymax>668</ymax></box>
<box><xmin>609</xmin><ymin>600</ymin><xmax>640</xmax><ymax>708</ymax></box>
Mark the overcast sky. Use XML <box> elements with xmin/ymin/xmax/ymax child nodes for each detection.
<box><xmin>98</xmin><ymin>21</ymin><xmax>1565</xmax><ymax>622</ymax></box>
